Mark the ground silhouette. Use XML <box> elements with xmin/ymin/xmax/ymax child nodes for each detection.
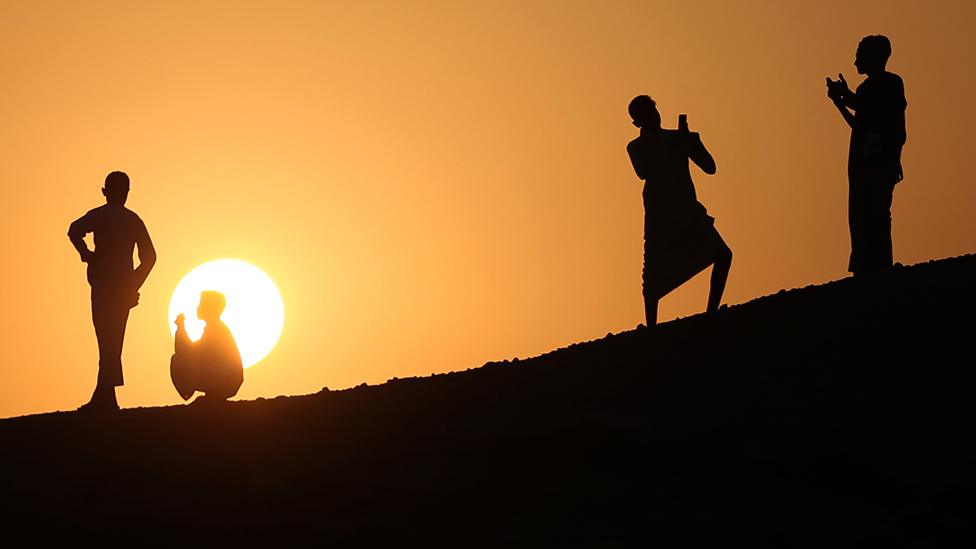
<box><xmin>2</xmin><ymin>255</ymin><xmax>973</xmax><ymax>545</ymax></box>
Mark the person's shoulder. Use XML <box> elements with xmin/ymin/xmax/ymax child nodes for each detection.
<box><xmin>627</xmin><ymin>137</ymin><xmax>645</xmax><ymax>158</ymax></box>
<box><xmin>867</xmin><ymin>71</ymin><xmax>903</xmax><ymax>88</ymax></box>
<box><xmin>883</xmin><ymin>70</ymin><xmax>904</xmax><ymax>83</ymax></box>
<box><xmin>213</xmin><ymin>322</ymin><xmax>241</xmax><ymax>353</ymax></box>
<box><xmin>71</xmin><ymin>205</ymin><xmax>103</xmax><ymax>228</ymax></box>
<box><xmin>75</xmin><ymin>204</ymin><xmax>108</xmax><ymax>223</ymax></box>
<box><xmin>884</xmin><ymin>71</ymin><xmax>905</xmax><ymax>90</ymax></box>
<box><xmin>214</xmin><ymin>321</ymin><xmax>236</xmax><ymax>339</ymax></box>
<box><xmin>120</xmin><ymin>206</ymin><xmax>147</xmax><ymax>225</ymax></box>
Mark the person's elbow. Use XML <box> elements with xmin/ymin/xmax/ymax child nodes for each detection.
<box><xmin>141</xmin><ymin>247</ymin><xmax>158</xmax><ymax>270</ymax></box>
<box><xmin>67</xmin><ymin>221</ymin><xmax>83</xmax><ymax>240</ymax></box>
<box><xmin>700</xmin><ymin>157</ymin><xmax>717</xmax><ymax>175</ymax></box>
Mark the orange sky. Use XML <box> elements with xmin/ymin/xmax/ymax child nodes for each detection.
<box><xmin>2</xmin><ymin>1</ymin><xmax>973</xmax><ymax>418</ymax></box>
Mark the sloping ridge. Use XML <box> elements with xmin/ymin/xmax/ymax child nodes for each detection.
<box><xmin>2</xmin><ymin>255</ymin><xmax>973</xmax><ymax>545</ymax></box>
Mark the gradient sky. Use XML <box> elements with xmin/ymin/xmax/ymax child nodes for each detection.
<box><xmin>2</xmin><ymin>1</ymin><xmax>973</xmax><ymax>418</ymax></box>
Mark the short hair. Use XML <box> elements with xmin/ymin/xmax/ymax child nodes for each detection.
<box><xmin>858</xmin><ymin>35</ymin><xmax>892</xmax><ymax>66</ymax></box>
<box><xmin>199</xmin><ymin>290</ymin><xmax>227</xmax><ymax>316</ymax></box>
<box><xmin>104</xmin><ymin>171</ymin><xmax>130</xmax><ymax>193</ymax></box>
<box><xmin>628</xmin><ymin>95</ymin><xmax>657</xmax><ymax>128</ymax></box>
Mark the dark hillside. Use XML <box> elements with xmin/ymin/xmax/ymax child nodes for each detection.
<box><xmin>2</xmin><ymin>256</ymin><xmax>974</xmax><ymax>546</ymax></box>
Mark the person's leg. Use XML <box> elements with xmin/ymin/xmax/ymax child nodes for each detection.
<box><xmin>91</xmin><ymin>295</ymin><xmax>128</xmax><ymax>409</ymax></box>
<box><xmin>170</xmin><ymin>353</ymin><xmax>197</xmax><ymax>401</ymax></box>
<box><xmin>195</xmin><ymin>384</ymin><xmax>232</xmax><ymax>404</ymax></box>
<box><xmin>850</xmin><ymin>179</ymin><xmax>872</xmax><ymax>276</ymax></box>
<box><xmin>868</xmin><ymin>180</ymin><xmax>895</xmax><ymax>271</ymax></box>
<box><xmin>644</xmin><ymin>297</ymin><xmax>658</xmax><ymax>328</ymax></box>
<box><xmin>89</xmin><ymin>297</ymin><xmax>110</xmax><ymax>406</ymax></box>
<box><xmin>848</xmin><ymin>180</ymin><xmax>858</xmax><ymax>274</ymax></box>
<box><xmin>852</xmin><ymin>177</ymin><xmax>894</xmax><ymax>277</ymax></box>
<box><xmin>195</xmin><ymin>361</ymin><xmax>239</xmax><ymax>402</ymax></box>
<box><xmin>83</xmin><ymin>299</ymin><xmax>109</xmax><ymax>409</ymax></box>
<box><xmin>707</xmin><ymin>243</ymin><xmax>733</xmax><ymax>313</ymax></box>
<box><xmin>642</xmin><ymin>237</ymin><xmax>664</xmax><ymax>328</ymax></box>
<box><xmin>114</xmin><ymin>306</ymin><xmax>130</xmax><ymax>389</ymax></box>
<box><xmin>642</xmin><ymin>240</ymin><xmax>657</xmax><ymax>327</ymax></box>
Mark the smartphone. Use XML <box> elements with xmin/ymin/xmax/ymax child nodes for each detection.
<box><xmin>678</xmin><ymin>114</ymin><xmax>688</xmax><ymax>132</ymax></box>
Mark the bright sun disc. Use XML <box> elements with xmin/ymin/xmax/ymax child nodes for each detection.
<box><xmin>168</xmin><ymin>259</ymin><xmax>284</xmax><ymax>368</ymax></box>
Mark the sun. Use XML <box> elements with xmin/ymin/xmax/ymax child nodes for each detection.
<box><xmin>168</xmin><ymin>259</ymin><xmax>285</xmax><ymax>368</ymax></box>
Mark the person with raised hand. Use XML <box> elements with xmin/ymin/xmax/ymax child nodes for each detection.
<box><xmin>626</xmin><ymin>96</ymin><xmax>732</xmax><ymax>327</ymax></box>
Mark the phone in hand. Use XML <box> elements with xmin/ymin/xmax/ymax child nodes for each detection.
<box><xmin>678</xmin><ymin>114</ymin><xmax>688</xmax><ymax>132</ymax></box>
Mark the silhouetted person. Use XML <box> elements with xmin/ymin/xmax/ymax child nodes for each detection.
<box><xmin>827</xmin><ymin>35</ymin><xmax>907</xmax><ymax>277</ymax></box>
<box><xmin>626</xmin><ymin>96</ymin><xmax>732</xmax><ymax>326</ymax></box>
<box><xmin>69</xmin><ymin>171</ymin><xmax>156</xmax><ymax>412</ymax></box>
<box><xmin>170</xmin><ymin>291</ymin><xmax>244</xmax><ymax>403</ymax></box>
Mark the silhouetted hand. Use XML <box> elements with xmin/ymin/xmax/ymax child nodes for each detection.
<box><xmin>80</xmin><ymin>249</ymin><xmax>95</xmax><ymax>263</ymax></box>
<box><xmin>677</xmin><ymin>114</ymin><xmax>694</xmax><ymax>153</ymax></box>
<box><xmin>826</xmin><ymin>73</ymin><xmax>849</xmax><ymax>102</ymax></box>
<box><xmin>175</xmin><ymin>313</ymin><xmax>185</xmax><ymax>329</ymax></box>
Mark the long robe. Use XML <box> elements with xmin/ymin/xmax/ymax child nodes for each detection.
<box><xmin>846</xmin><ymin>71</ymin><xmax>907</xmax><ymax>274</ymax></box>
<box><xmin>627</xmin><ymin>129</ymin><xmax>728</xmax><ymax>300</ymax></box>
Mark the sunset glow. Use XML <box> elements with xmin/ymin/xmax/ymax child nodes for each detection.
<box><xmin>168</xmin><ymin>259</ymin><xmax>284</xmax><ymax>368</ymax></box>
<box><xmin>1</xmin><ymin>1</ymin><xmax>974</xmax><ymax>418</ymax></box>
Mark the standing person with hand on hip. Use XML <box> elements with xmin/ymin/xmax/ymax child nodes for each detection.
<box><xmin>68</xmin><ymin>171</ymin><xmax>156</xmax><ymax>412</ymax></box>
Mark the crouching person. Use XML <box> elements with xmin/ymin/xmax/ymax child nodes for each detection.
<box><xmin>171</xmin><ymin>291</ymin><xmax>243</xmax><ymax>402</ymax></box>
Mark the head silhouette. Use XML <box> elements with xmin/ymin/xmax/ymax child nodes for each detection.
<box><xmin>628</xmin><ymin>95</ymin><xmax>662</xmax><ymax>130</ymax></box>
<box><xmin>855</xmin><ymin>35</ymin><xmax>891</xmax><ymax>76</ymax></box>
<box><xmin>102</xmin><ymin>171</ymin><xmax>130</xmax><ymax>205</ymax></box>
<box><xmin>197</xmin><ymin>290</ymin><xmax>227</xmax><ymax>324</ymax></box>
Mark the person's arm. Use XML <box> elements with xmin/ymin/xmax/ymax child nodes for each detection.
<box><xmin>827</xmin><ymin>74</ymin><xmax>859</xmax><ymax>109</ymax></box>
<box><xmin>831</xmin><ymin>98</ymin><xmax>856</xmax><ymax>129</ymax></box>
<box><xmin>885</xmin><ymin>74</ymin><xmax>907</xmax><ymax>146</ymax></box>
<box><xmin>882</xmin><ymin>74</ymin><xmax>907</xmax><ymax>181</ymax></box>
<box><xmin>133</xmin><ymin>218</ymin><xmax>156</xmax><ymax>291</ymax></box>
<box><xmin>174</xmin><ymin>314</ymin><xmax>193</xmax><ymax>355</ymax></box>
<box><xmin>225</xmin><ymin>326</ymin><xmax>243</xmax><ymax>373</ymax></box>
<box><xmin>827</xmin><ymin>74</ymin><xmax>857</xmax><ymax>129</ymax></box>
<box><xmin>626</xmin><ymin>141</ymin><xmax>647</xmax><ymax>180</ymax></box>
<box><xmin>687</xmin><ymin>132</ymin><xmax>716</xmax><ymax>175</ymax></box>
<box><xmin>837</xmin><ymin>88</ymin><xmax>859</xmax><ymax>110</ymax></box>
<box><xmin>67</xmin><ymin>211</ymin><xmax>95</xmax><ymax>263</ymax></box>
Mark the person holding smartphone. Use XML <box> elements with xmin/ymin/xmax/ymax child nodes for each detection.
<box><xmin>626</xmin><ymin>95</ymin><xmax>732</xmax><ymax>327</ymax></box>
